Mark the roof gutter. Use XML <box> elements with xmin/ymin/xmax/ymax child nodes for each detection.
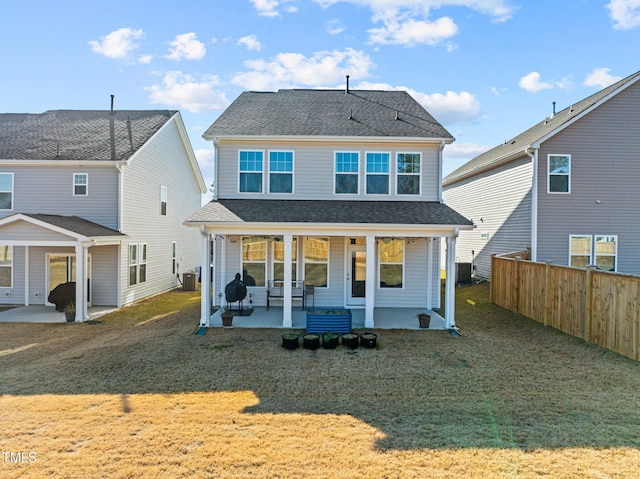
<box><xmin>206</xmin><ymin>134</ymin><xmax>454</xmax><ymax>145</ymax></box>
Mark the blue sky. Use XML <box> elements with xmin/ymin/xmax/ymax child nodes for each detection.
<box><xmin>2</xmin><ymin>0</ymin><xmax>639</xmax><ymax>193</ymax></box>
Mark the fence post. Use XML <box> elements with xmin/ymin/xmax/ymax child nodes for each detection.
<box><xmin>544</xmin><ymin>262</ymin><xmax>551</xmax><ymax>326</ymax></box>
<box><xmin>584</xmin><ymin>266</ymin><xmax>594</xmax><ymax>342</ymax></box>
<box><xmin>514</xmin><ymin>256</ymin><xmax>521</xmax><ymax>314</ymax></box>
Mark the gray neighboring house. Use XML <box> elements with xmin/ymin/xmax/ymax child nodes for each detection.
<box><xmin>443</xmin><ymin>70</ymin><xmax>640</xmax><ymax>280</ymax></box>
<box><xmin>0</xmin><ymin>109</ymin><xmax>207</xmax><ymax>321</ymax></box>
<box><xmin>186</xmin><ymin>88</ymin><xmax>473</xmax><ymax>329</ymax></box>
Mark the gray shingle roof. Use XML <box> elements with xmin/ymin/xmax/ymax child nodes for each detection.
<box><xmin>443</xmin><ymin>70</ymin><xmax>640</xmax><ymax>186</ymax></box>
<box><xmin>187</xmin><ymin>199</ymin><xmax>472</xmax><ymax>227</ymax></box>
<box><xmin>0</xmin><ymin>110</ymin><xmax>176</xmax><ymax>161</ymax></box>
<box><xmin>203</xmin><ymin>89</ymin><xmax>453</xmax><ymax>140</ymax></box>
<box><xmin>25</xmin><ymin>214</ymin><xmax>125</xmax><ymax>237</ymax></box>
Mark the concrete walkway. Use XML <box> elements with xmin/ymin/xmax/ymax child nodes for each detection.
<box><xmin>0</xmin><ymin>305</ymin><xmax>117</xmax><ymax>323</ymax></box>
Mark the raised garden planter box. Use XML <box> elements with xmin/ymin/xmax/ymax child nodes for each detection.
<box><xmin>306</xmin><ymin>308</ymin><xmax>352</xmax><ymax>334</ymax></box>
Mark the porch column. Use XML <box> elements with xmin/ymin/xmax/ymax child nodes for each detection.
<box><xmin>74</xmin><ymin>243</ymin><xmax>86</xmax><ymax>322</ymax></box>
<box><xmin>200</xmin><ymin>230</ymin><xmax>211</xmax><ymax>327</ymax></box>
<box><xmin>220</xmin><ymin>236</ymin><xmax>226</xmax><ymax>307</ymax></box>
<box><xmin>445</xmin><ymin>235</ymin><xmax>457</xmax><ymax>329</ymax></box>
<box><xmin>365</xmin><ymin>235</ymin><xmax>375</xmax><ymax>328</ymax></box>
<box><xmin>426</xmin><ymin>237</ymin><xmax>433</xmax><ymax>310</ymax></box>
<box><xmin>283</xmin><ymin>234</ymin><xmax>293</xmax><ymax>328</ymax></box>
<box><xmin>24</xmin><ymin>246</ymin><xmax>30</xmax><ymax>306</ymax></box>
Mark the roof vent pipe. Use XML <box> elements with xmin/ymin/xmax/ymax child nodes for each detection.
<box><xmin>551</xmin><ymin>101</ymin><xmax>556</xmax><ymax>118</ymax></box>
<box><xmin>345</xmin><ymin>75</ymin><xmax>350</xmax><ymax>94</ymax></box>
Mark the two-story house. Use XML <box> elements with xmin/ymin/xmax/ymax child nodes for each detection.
<box><xmin>186</xmin><ymin>87</ymin><xmax>473</xmax><ymax>329</ymax></box>
<box><xmin>442</xmin><ymin>70</ymin><xmax>640</xmax><ymax>280</ymax></box>
<box><xmin>0</xmin><ymin>107</ymin><xmax>207</xmax><ymax>321</ymax></box>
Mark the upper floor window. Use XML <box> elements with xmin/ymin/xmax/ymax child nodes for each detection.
<box><xmin>397</xmin><ymin>153</ymin><xmax>421</xmax><ymax>195</ymax></box>
<box><xmin>239</xmin><ymin>151</ymin><xmax>263</xmax><ymax>193</ymax></box>
<box><xmin>366</xmin><ymin>152</ymin><xmax>390</xmax><ymax>195</ymax></box>
<box><xmin>569</xmin><ymin>235</ymin><xmax>617</xmax><ymax>272</ymax></box>
<box><xmin>335</xmin><ymin>152</ymin><xmax>359</xmax><ymax>194</ymax></box>
<box><xmin>0</xmin><ymin>173</ymin><xmax>13</xmax><ymax>210</ymax></box>
<box><xmin>160</xmin><ymin>186</ymin><xmax>168</xmax><ymax>215</ymax></box>
<box><xmin>0</xmin><ymin>245</ymin><xmax>12</xmax><ymax>287</ymax></box>
<box><xmin>73</xmin><ymin>173</ymin><xmax>88</xmax><ymax>196</ymax></box>
<box><xmin>548</xmin><ymin>154</ymin><xmax>570</xmax><ymax>193</ymax></box>
<box><xmin>379</xmin><ymin>239</ymin><xmax>404</xmax><ymax>288</ymax></box>
<box><xmin>269</xmin><ymin>151</ymin><xmax>293</xmax><ymax>193</ymax></box>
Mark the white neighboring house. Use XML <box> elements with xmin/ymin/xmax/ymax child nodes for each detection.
<box><xmin>186</xmin><ymin>87</ymin><xmax>473</xmax><ymax>329</ymax></box>
<box><xmin>0</xmin><ymin>108</ymin><xmax>207</xmax><ymax>321</ymax></box>
<box><xmin>443</xmin><ymin>70</ymin><xmax>640</xmax><ymax>280</ymax></box>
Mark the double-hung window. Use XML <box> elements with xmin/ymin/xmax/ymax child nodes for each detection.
<box><xmin>569</xmin><ymin>235</ymin><xmax>617</xmax><ymax>272</ymax></box>
<box><xmin>239</xmin><ymin>151</ymin><xmax>263</xmax><ymax>193</ymax></box>
<box><xmin>273</xmin><ymin>238</ymin><xmax>298</xmax><ymax>282</ymax></box>
<box><xmin>366</xmin><ymin>152</ymin><xmax>390</xmax><ymax>194</ymax></box>
<box><xmin>129</xmin><ymin>244</ymin><xmax>138</xmax><ymax>286</ymax></box>
<box><xmin>304</xmin><ymin>237</ymin><xmax>329</xmax><ymax>287</ymax></box>
<box><xmin>160</xmin><ymin>186</ymin><xmax>168</xmax><ymax>215</ymax></box>
<box><xmin>269</xmin><ymin>151</ymin><xmax>293</xmax><ymax>193</ymax></box>
<box><xmin>0</xmin><ymin>173</ymin><xmax>13</xmax><ymax>210</ymax></box>
<box><xmin>242</xmin><ymin>236</ymin><xmax>266</xmax><ymax>287</ymax></box>
<box><xmin>335</xmin><ymin>152</ymin><xmax>359</xmax><ymax>194</ymax></box>
<box><xmin>396</xmin><ymin>153</ymin><xmax>421</xmax><ymax>195</ymax></box>
<box><xmin>0</xmin><ymin>245</ymin><xmax>12</xmax><ymax>287</ymax></box>
<box><xmin>139</xmin><ymin>244</ymin><xmax>147</xmax><ymax>283</ymax></box>
<box><xmin>379</xmin><ymin>239</ymin><xmax>403</xmax><ymax>288</ymax></box>
<box><xmin>548</xmin><ymin>154</ymin><xmax>570</xmax><ymax>193</ymax></box>
<box><xmin>74</xmin><ymin>173</ymin><xmax>88</xmax><ymax>196</ymax></box>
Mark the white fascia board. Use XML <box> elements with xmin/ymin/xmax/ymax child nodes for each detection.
<box><xmin>208</xmin><ymin>135</ymin><xmax>453</xmax><ymax>145</ymax></box>
<box><xmin>0</xmin><ymin>159</ymin><xmax>124</xmax><ymax>167</ymax></box>
<box><xmin>0</xmin><ymin>213</ymin><xmax>89</xmax><ymax>241</ymax></box>
<box><xmin>187</xmin><ymin>221</ymin><xmax>472</xmax><ymax>237</ymax></box>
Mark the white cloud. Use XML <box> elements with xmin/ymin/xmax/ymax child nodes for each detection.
<box><xmin>442</xmin><ymin>142</ymin><xmax>490</xmax><ymax>175</ymax></box>
<box><xmin>327</xmin><ymin>18</ymin><xmax>346</xmax><ymax>34</ymax></box>
<box><xmin>250</xmin><ymin>0</ymin><xmax>298</xmax><ymax>17</ymax></box>
<box><xmin>606</xmin><ymin>0</ymin><xmax>640</xmax><ymax>30</ymax></box>
<box><xmin>138</xmin><ymin>54</ymin><xmax>153</xmax><ymax>64</ymax></box>
<box><xmin>88</xmin><ymin>28</ymin><xmax>144</xmax><ymax>60</ymax></box>
<box><xmin>312</xmin><ymin>0</ymin><xmax>515</xmax><ymax>46</ymax></box>
<box><xmin>194</xmin><ymin>147</ymin><xmax>215</xmax><ymax>180</ymax></box>
<box><xmin>231</xmin><ymin>48</ymin><xmax>374</xmax><ymax>90</ymax></box>
<box><xmin>145</xmin><ymin>71</ymin><xmax>229</xmax><ymax>113</ymax></box>
<box><xmin>584</xmin><ymin>67</ymin><xmax>623</xmax><ymax>88</ymax></box>
<box><xmin>355</xmin><ymin>81</ymin><xmax>481</xmax><ymax>125</ymax></box>
<box><xmin>165</xmin><ymin>33</ymin><xmax>206</xmax><ymax>61</ymax></box>
<box><xmin>518</xmin><ymin>71</ymin><xmax>571</xmax><ymax>93</ymax></box>
<box><xmin>238</xmin><ymin>34</ymin><xmax>263</xmax><ymax>51</ymax></box>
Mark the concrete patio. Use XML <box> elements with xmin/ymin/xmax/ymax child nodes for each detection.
<box><xmin>206</xmin><ymin>306</ymin><xmax>446</xmax><ymax>330</ymax></box>
<box><xmin>0</xmin><ymin>305</ymin><xmax>118</xmax><ymax>323</ymax></box>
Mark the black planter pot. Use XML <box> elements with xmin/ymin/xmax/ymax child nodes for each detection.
<box><xmin>322</xmin><ymin>333</ymin><xmax>339</xmax><ymax>349</ymax></box>
<box><xmin>282</xmin><ymin>333</ymin><xmax>299</xmax><ymax>350</ymax></box>
<box><xmin>65</xmin><ymin>312</ymin><xmax>75</xmax><ymax>322</ymax></box>
<box><xmin>418</xmin><ymin>314</ymin><xmax>431</xmax><ymax>328</ymax></box>
<box><xmin>303</xmin><ymin>333</ymin><xmax>320</xmax><ymax>350</ymax></box>
<box><xmin>360</xmin><ymin>333</ymin><xmax>377</xmax><ymax>349</ymax></box>
<box><xmin>342</xmin><ymin>333</ymin><xmax>359</xmax><ymax>349</ymax></box>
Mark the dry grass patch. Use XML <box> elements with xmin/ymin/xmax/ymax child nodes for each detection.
<box><xmin>1</xmin><ymin>284</ymin><xmax>640</xmax><ymax>478</ymax></box>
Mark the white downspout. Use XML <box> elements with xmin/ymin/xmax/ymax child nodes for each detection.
<box><xmin>200</xmin><ymin>226</ymin><xmax>211</xmax><ymax>326</ymax></box>
<box><xmin>116</xmin><ymin>163</ymin><xmax>125</xmax><ymax>232</ymax></box>
<box><xmin>525</xmin><ymin>147</ymin><xmax>538</xmax><ymax>262</ymax></box>
<box><xmin>212</xmin><ymin>137</ymin><xmax>219</xmax><ymax>201</ymax></box>
<box><xmin>438</xmin><ymin>140</ymin><xmax>445</xmax><ymax>202</ymax></box>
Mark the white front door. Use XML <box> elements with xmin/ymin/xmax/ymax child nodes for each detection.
<box><xmin>346</xmin><ymin>245</ymin><xmax>366</xmax><ymax>306</ymax></box>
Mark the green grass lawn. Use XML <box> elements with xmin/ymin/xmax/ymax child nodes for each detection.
<box><xmin>1</xmin><ymin>283</ymin><xmax>639</xmax><ymax>478</ymax></box>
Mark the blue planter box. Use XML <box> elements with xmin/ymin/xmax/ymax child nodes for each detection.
<box><xmin>306</xmin><ymin>308</ymin><xmax>352</xmax><ymax>334</ymax></box>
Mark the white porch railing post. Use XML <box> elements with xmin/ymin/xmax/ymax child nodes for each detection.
<box><xmin>365</xmin><ymin>235</ymin><xmax>375</xmax><ymax>328</ymax></box>
<box><xmin>74</xmin><ymin>243</ymin><xmax>85</xmax><ymax>322</ymax></box>
<box><xmin>445</xmin><ymin>235</ymin><xmax>457</xmax><ymax>328</ymax></box>
<box><xmin>426</xmin><ymin>237</ymin><xmax>433</xmax><ymax>310</ymax></box>
<box><xmin>200</xmin><ymin>230</ymin><xmax>211</xmax><ymax>327</ymax></box>
<box><xmin>283</xmin><ymin>234</ymin><xmax>293</xmax><ymax>327</ymax></box>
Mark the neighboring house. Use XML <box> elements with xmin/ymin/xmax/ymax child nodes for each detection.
<box><xmin>0</xmin><ymin>107</ymin><xmax>207</xmax><ymax>321</ymax></box>
<box><xmin>185</xmin><ymin>87</ymin><xmax>473</xmax><ymax>328</ymax></box>
<box><xmin>443</xmin><ymin>70</ymin><xmax>640</xmax><ymax>280</ymax></box>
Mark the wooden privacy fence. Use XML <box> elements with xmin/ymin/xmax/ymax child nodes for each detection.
<box><xmin>491</xmin><ymin>253</ymin><xmax>639</xmax><ymax>361</ymax></box>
